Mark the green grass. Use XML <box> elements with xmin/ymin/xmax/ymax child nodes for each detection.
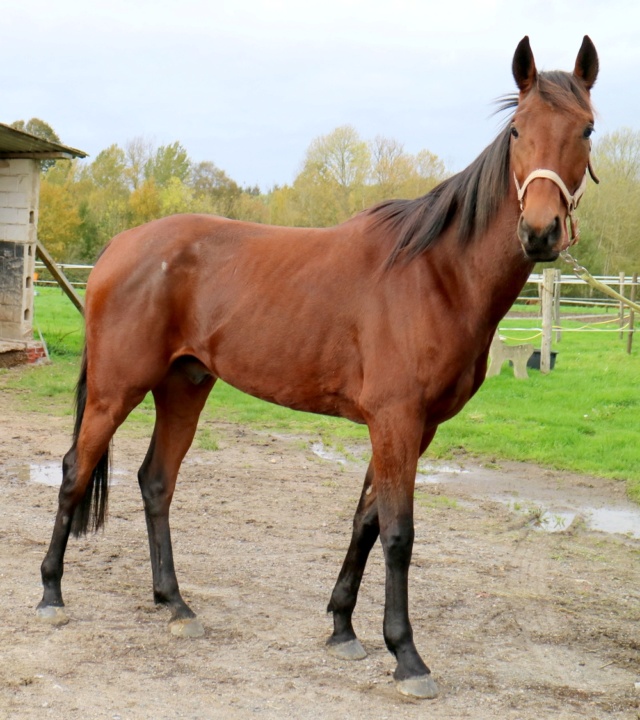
<box><xmin>2</xmin><ymin>288</ymin><xmax>639</xmax><ymax>502</ymax></box>
<box><xmin>32</xmin><ymin>286</ymin><xmax>86</xmax><ymax>356</ymax></box>
<box><xmin>437</xmin><ymin>312</ymin><xmax>640</xmax><ymax>500</ymax></box>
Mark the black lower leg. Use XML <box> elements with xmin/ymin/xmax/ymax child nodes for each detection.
<box><xmin>144</xmin><ymin>512</ymin><xmax>195</xmax><ymax>620</ymax></box>
<box><xmin>381</xmin><ymin>515</ymin><xmax>430</xmax><ymax>681</ymax></box>
<box><xmin>327</xmin><ymin>464</ymin><xmax>379</xmax><ymax>645</ymax></box>
<box><xmin>38</xmin><ymin>449</ymin><xmax>78</xmax><ymax>609</ymax></box>
<box><xmin>138</xmin><ymin>451</ymin><xmax>194</xmax><ymax>621</ymax></box>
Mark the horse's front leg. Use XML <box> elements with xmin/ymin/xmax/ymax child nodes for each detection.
<box><xmin>327</xmin><ymin>460</ymin><xmax>379</xmax><ymax>660</ymax></box>
<box><xmin>370</xmin><ymin>413</ymin><xmax>439</xmax><ymax>699</ymax></box>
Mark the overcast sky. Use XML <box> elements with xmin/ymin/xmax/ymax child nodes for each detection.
<box><xmin>3</xmin><ymin>0</ymin><xmax>639</xmax><ymax>190</ymax></box>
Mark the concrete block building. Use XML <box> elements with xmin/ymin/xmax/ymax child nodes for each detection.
<box><xmin>0</xmin><ymin>123</ymin><xmax>86</xmax><ymax>366</ymax></box>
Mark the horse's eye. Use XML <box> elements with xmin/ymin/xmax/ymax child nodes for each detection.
<box><xmin>510</xmin><ymin>126</ymin><xmax>519</xmax><ymax>139</ymax></box>
<box><xmin>583</xmin><ymin>125</ymin><xmax>595</xmax><ymax>139</ymax></box>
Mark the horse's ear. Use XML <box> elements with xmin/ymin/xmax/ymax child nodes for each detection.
<box><xmin>573</xmin><ymin>35</ymin><xmax>599</xmax><ymax>91</ymax></box>
<box><xmin>512</xmin><ymin>36</ymin><xmax>537</xmax><ymax>95</ymax></box>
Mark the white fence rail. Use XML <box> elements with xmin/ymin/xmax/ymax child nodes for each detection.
<box><xmin>501</xmin><ymin>268</ymin><xmax>639</xmax><ymax>371</ymax></box>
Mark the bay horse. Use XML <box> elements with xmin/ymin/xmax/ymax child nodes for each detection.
<box><xmin>37</xmin><ymin>36</ymin><xmax>599</xmax><ymax>698</ymax></box>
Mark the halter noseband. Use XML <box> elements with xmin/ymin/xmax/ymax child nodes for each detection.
<box><xmin>513</xmin><ymin>161</ymin><xmax>599</xmax><ymax>246</ymax></box>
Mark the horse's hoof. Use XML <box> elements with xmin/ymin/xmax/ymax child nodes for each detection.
<box><xmin>36</xmin><ymin>605</ymin><xmax>69</xmax><ymax>626</ymax></box>
<box><xmin>395</xmin><ymin>674</ymin><xmax>439</xmax><ymax>699</ymax></box>
<box><xmin>326</xmin><ymin>638</ymin><xmax>367</xmax><ymax>661</ymax></box>
<box><xmin>169</xmin><ymin>617</ymin><xmax>205</xmax><ymax>638</ymax></box>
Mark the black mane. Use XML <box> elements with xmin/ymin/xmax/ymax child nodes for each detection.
<box><xmin>367</xmin><ymin>70</ymin><xmax>592</xmax><ymax>265</ymax></box>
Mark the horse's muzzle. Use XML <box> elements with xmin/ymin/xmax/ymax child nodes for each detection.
<box><xmin>517</xmin><ymin>214</ymin><xmax>563</xmax><ymax>262</ymax></box>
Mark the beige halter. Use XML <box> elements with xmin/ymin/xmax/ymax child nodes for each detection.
<box><xmin>513</xmin><ymin>168</ymin><xmax>589</xmax><ymax>245</ymax></box>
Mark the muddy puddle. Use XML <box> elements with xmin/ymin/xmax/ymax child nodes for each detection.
<box><xmin>3</xmin><ymin>462</ymin><xmax>125</xmax><ymax>487</ymax></box>
<box><xmin>311</xmin><ymin>441</ymin><xmax>640</xmax><ymax>540</ymax></box>
<box><xmin>4</xmin><ymin>445</ymin><xmax>639</xmax><ymax>540</ymax></box>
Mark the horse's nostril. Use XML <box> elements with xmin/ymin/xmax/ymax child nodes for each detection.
<box><xmin>520</xmin><ymin>216</ymin><xmax>561</xmax><ymax>247</ymax></box>
<box><xmin>518</xmin><ymin>214</ymin><xmax>564</xmax><ymax>261</ymax></box>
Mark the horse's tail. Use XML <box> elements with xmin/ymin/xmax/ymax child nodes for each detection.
<box><xmin>69</xmin><ymin>345</ymin><xmax>111</xmax><ymax>537</ymax></box>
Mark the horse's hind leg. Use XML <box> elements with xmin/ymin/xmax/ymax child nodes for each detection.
<box><xmin>37</xmin><ymin>397</ymin><xmax>135</xmax><ymax>625</ymax></box>
<box><xmin>326</xmin><ymin>460</ymin><xmax>379</xmax><ymax>660</ymax></box>
<box><xmin>137</xmin><ymin>359</ymin><xmax>214</xmax><ymax>637</ymax></box>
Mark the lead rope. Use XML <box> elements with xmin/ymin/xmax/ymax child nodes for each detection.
<box><xmin>559</xmin><ymin>249</ymin><xmax>640</xmax><ymax>313</ymax></box>
<box><xmin>514</xmin><ymin>159</ymin><xmax>640</xmax><ymax>310</ymax></box>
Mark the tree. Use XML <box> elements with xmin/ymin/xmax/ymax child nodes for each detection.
<box><xmin>578</xmin><ymin>128</ymin><xmax>640</xmax><ymax>273</ymax></box>
<box><xmin>190</xmin><ymin>161</ymin><xmax>242</xmax><ymax>217</ymax></box>
<box><xmin>294</xmin><ymin>125</ymin><xmax>370</xmax><ymax>225</ymax></box>
<box><xmin>369</xmin><ymin>135</ymin><xmax>413</xmax><ymax>200</ymax></box>
<box><xmin>89</xmin><ymin>145</ymin><xmax>128</xmax><ymax>190</ymax></box>
<box><xmin>129</xmin><ymin>179</ymin><xmax>162</xmax><ymax>226</ymax></box>
<box><xmin>37</xmin><ymin>162</ymin><xmax>82</xmax><ymax>260</ymax></box>
<box><xmin>79</xmin><ymin>145</ymin><xmax>131</xmax><ymax>252</ymax></box>
<box><xmin>125</xmin><ymin>136</ymin><xmax>154</xmax><ymax>190</ymax></box>
<box><xmin>159</xmin><ymin>177</ymin><xmax>194</xmax><ymax>216</ymax></box>
<box><xmin>11</xmin><ymin>118</ymin><xmax>62</xmax><ymax>172</ymax></box>
<box><xmin>145</xmin><ymin>142</ymin><xmax>191</xmax><ymax>187</ymax></box>
<box><xmin>11</xmin><ymin>117</ymin><xmax>61</xmax><ymax>144</ymax></box>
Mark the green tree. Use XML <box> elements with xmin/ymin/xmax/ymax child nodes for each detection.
<box><xmin>295</xmin><ymin>125</ymin><xmax>370</xmax><ymax>225</ymax></box>
<box><xmin>369</xmin><ymin>135</ymin><xmax>413</xmax><ymax>200</ymax></box>
<box><xmin>579</xmin><ymin>128</ymin><xmax>640</xmax><ymax>273</ymax></box>
<box><xmin>37</xmin><ymin>161</ymin><xmax>82</xmax><ymax>260</ymax></box>
<box><xmin>145</xmin><ymin>142</ymin><xmax>191</xmax><ymax>187</ymax></box>
<box><xmin>89</xmin><ymin>144</ymin><xmax>128</xmax><ymax>190</ymax></box>
<box><xmin>159</xmin><ymin>177</ymin><xmax>194</xmax><ymax>216</ymax></box>
<box><xmin>129</xmin><ymin>179</ymin><xmax>162</xmax><ymax>226</ymax></box>
<box><xmin>79</xmin><ymin>144</ymin><xmax>131</xmax><ymax>251</ymax></box>
<box><xmin>191</xmin><ymin>161</ymin><xmax>242</xmax><ymax>216</ymax></box>
<box><xmin>11</xmin><ymin>118</ymin><xmax>61</xmax><ymax>144</ymax></box>
<box><xmin>11</xmin><ymin>118</ymin><xmax>62</xmax><ymax>172</ymax></box>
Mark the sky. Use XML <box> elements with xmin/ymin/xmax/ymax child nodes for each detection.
<box><xmin>3</xmin><ymin>0</ymin><xmax>639</xmax><ymax>190</ymax></box>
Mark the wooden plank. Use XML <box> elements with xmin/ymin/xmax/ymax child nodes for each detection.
<box><xmin>35</xmin><ymin>240</ymin><xmax>85</xmax><ymax>316</ymax></box>
<box><xmin>540</xmin><ymin>268</ymin><xmax>554</xmax><ymax>374</ymax></box>
<box><xmin>619</xmin><ymin>271</ymin><xmax>626</xmax><ymax>339</ymax></box>
<box><xmin>553</xmin><ymin>268</ymin><xmax>562</xmax><ymax>342</ymax></box>
<box><xmin>627</xmin><ymin>272</ymin><xmax>638</xmax><ymax>355</ymax></box>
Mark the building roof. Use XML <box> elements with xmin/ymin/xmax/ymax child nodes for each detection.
<box><xmin>0</xmin><ymin>122</ymin><xmax>87</xmax><ymax>160</ymax></box>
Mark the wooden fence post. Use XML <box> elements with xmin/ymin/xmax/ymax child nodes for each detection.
<box><xmin>540</xmin><ymin>268</ymin><xmax>554</xmax><ymax>374</ymax></box>
<box><xmin>619</xmin><ymin>271</ymin><xmax>626</xmax><ymax>339</ymax></box>
<box><xmin>553</xmin><ymin>268</ymin><xmax>562</xmax><ymax>342</ymax></box>
<box><xmin>627</xmin><ymin>272</ymin><xmax>638</xmax><ymax>355</ymax></box>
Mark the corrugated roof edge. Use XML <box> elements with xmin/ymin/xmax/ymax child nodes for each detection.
<box><xmin>0</xmin><ymin>122</ymin><xmax>88</xmax><ymax>159</ymax></box>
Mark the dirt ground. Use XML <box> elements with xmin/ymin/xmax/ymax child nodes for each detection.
<box><xmin>0</xmin><ymin>406</ymin><xmax>638</xmax><ymax>720</ymax></box>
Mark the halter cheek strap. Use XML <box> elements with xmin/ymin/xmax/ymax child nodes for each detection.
<box><xmin>513</xmin><ymin>168</ymin><xmax>589</xmax><ymax>245</ymax></box>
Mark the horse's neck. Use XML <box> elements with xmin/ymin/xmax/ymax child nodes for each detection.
<box><xmin>448</xmin><ymin>202</ymin><xmax>533</xmax><ymax>330</ymax></box>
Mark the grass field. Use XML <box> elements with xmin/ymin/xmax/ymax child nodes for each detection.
<box><xmin>2</xmin><ymin>286</ymin><xmax>639</xmax><ymax>501</ymax></box>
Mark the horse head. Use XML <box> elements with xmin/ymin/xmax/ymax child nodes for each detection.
<box><xmin>510</xmin><ymin>35</ymin><xmax>599</xmax><ymax>262</ymax></box>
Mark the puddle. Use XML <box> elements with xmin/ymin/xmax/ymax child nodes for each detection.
<box><xmin>310</xmin><ymin>441</ymin><xmax>640</xmax><ymax>541</ymax></box>
<box><xmin>4</xmin><ymin>462</ymin><xmax>124</xmax><ymax>487</ymax></box>
<box><xmin>311</xmin><ymin>442</ymin><xmax>347</xmax><ymax>465</ymax></box>
<box><xmin>29</xmin><ymin>463</ymin><xmax>62</xmax><ymax>486</ymax></box>
<box><xmin>416</xmin><ymin>462</ymin><xmax>471</xmax><ymax>485</ymax></box>
<box><xmin>311</xmin><ymin>442</ymin><xmax>471</xmax><ymax>481</ymax></box>
<box><xmin>503</xmin><ymin>500</ymin><xmax>640</xmax><ymax>538</ymax></box>
<box><xmin>584</xmin><ymin>507</ymin><xmax>640</xmax><ymax>538</ymax></box>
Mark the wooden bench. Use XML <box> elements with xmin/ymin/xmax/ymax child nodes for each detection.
<box><xmin>487</xmin><ymin>334</ymin><xmax>534</xmax><ymax>380</ymax></box>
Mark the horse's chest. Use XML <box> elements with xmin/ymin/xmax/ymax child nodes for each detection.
<box><xmin>422</xmin><ymin>351</ymin><xmax>488</xmax><ymax>424</ymax></box>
